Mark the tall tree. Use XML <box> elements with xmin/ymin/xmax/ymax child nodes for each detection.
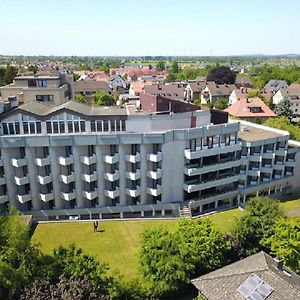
<box><xmin>3</xmin><ymin>66</ymin><xmax>18</xmax><ymax>84</ymax></box>
<box><xmin>275</xmin><ymin>97</ymin><xmax>293</xmax><ymax>120</ymax></box>
<box><xmin>266</xmin><ymin>218</ymin><xmax>300</xmax><ymax>274</ymax></box>
<box><xmin>207</xmin><ymin>66</ymin><xmax>236</xmax><ymax>84</ymax></box>
<box><xmin>170</xmin><ymin>61</ymin><xmax>179</xmax><ymax>73</ymax></box>
<box><xmin>155</xmin><ymin>61</ymin><xmax>165</xmax><ymax>72</ymax></box>
<box><xmin>234</xmin><ymin>197</ymin><xmax>282</xmax><ymax>256</ymax></box>
<box><xmin>92</xmin><ymin>92</ymin><xmax>116</xmax><ymax>106</ymax></box>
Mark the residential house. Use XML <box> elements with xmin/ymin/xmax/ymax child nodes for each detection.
<box><xmin>144</xmin><ymin>83</ymin><xmax>186</xmax><ymax>101</ymax></box>
<box><xmin>201</xmin><ymin>82</ymin><xmax>236</xmax><ymax>104</ymax></box>
<box><xmin>225</xmin><ymin>97</ymin><xmax>276</xmax><ymax>122</ymax></box>
<box><xmin>235</xmin><ymin>74</ymin><xmax>253</xmax><ymax>88</ymax></box>
<box><xmin>192</xmin><ymin>251</ymin><xmax>300</xmax><ymax>300</ymax></box>
<box><xmin>129</xmin><ymin>81</ymin><xmax>150</xmax><ymax>96</ymax></box>
<box><xmin>0</xmin><ymin>73</ymin><xmax>74</xmax><ymax>105</ymax></box>
<box><xmin>264</xmin><ymin>79</ymin><xmax>288</xmax><ymax>93</ymax></box>
<box><xmin>185</xmin><ymin>81</ymin><xmax>206</xmax><ymax>102</ymax></box>
<box><xmin>229</xmin><ymin>88</ymin><xmax>272</xmax><ymax>105</ymax></box>
<box><xmin>74</xmin><ymin>81</ymin><xmax>111</xmax><ymax>103</ymax></box>
<box><xmin>273</xmin><ymin>83</ymin><xmax>300</xmax><ymax>116</ymax></box>
<box><xmin>108</xmin><ymin>75</ymin><xmax>127</xmax><ymax>90</ymax></box>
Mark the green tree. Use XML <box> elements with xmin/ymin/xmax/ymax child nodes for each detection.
<box><xmin>264</xmin><ymin>117</ymin><xmax>300</xmax><ymax>141</ymax></box>
<box><xmin>75</xmin><ymin>93</ymin><xmax>85</xmax><ymax>103</ymax></box>
<box><xmin>28</xmin><ymin>65</ymin><xmax>38</xmax><ymax>74</ymax></box>
<box><xmin>3</xmin><ymin>66</ymin><xmax>18</xmax><ymax>84</ymax></box>
<box><xmin>155</xmin><ymin>61</ymin><xmax>165</xmax><ymax>71</ymax></box>
<box><xmin>266</xmin><ymin>218</ymin><xmax>300</xmax><ymax>274</ymax></box>
<box><xmin>234</xmin><ymin>197</ymin><xmax>283</xmax><ymax>256</ymax></box>
<box><xmin>73</xmin><ymin>73</ymin><xmax>81</xmax><ymax>81</ymax></box>
<box><xmin>92</xmin><ymin>92</ymin><xmax>116</xmax><ymax>106</ymax></box>
<box><xmin>171</xmin><ymin>61</ymin><xmax>179</xmax><ymax>73</ymax></box>
<box><xmin>275</xmin><ymin>97</ymin><xmax>293</xmax><ymax>120</ymax></box>
<box><xmin>213</xmin><ymin>98</ymin><xmax>228</xmax><ymax>110</ymax></box>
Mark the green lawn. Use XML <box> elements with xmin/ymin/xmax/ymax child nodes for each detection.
<box><xmin>31</xmin><ymin>199</ymin><xmax>300</xmax><ymax>279</ymax></box>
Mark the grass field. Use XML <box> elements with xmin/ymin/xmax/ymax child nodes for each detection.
<box><xmin>31</xmin><ymin>199</ymin><xmax>300</xmax><ymax>279</ymax></box>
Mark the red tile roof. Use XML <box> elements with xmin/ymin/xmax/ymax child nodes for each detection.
<box><xmin>225</xmin><ymin>97</ymin><xmax>277</xmax><ymax>118</ymax></box>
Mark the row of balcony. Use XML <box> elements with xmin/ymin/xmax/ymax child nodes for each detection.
<box><xmin>10</xmin><ymin>152</ymin><xmax>163</xmax><ymax>168</ymax></box>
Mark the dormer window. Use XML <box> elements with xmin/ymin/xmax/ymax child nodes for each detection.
<box><xmin>249</xmin><ymin>106</ymin><xmax>263</xmax><ymax>113</ymax></box>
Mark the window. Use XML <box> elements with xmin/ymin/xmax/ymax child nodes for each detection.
<box><xmin>37</xmin><ymin>80</ymin><xmax>47</xmax><ymax>87</ymax></box>
<box><xmin>28</xmin><ymin>79</ymin><xmax>37</xmax><ymax>87</ymax></box>
<box><xmin>36</xmin><ymin>95</ymin><xmax>53</xmax><ymax>102</ymax></box>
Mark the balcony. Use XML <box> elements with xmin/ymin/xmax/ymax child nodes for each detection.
<box><xmin>103</xmin><ymin>154</ymin><xmax>119</xmax><ymax>164</ymax></box>
<box><xmin>34</xmin><ymin>156</ymin><xmax>51</xmax><ymax>167</ymax></box>
<box><xmin>275</xmin><ymin>148</ymin><xmax>286</xmax><ymax>156</ymax></box>
<box><xmin>262</xmin><ymin>178</ymin><xmax>270</xmax><ymax>182</ymax></box>
<box><xmin>147</xmin><ymin>152</ymin><xmax>162</xmax><ymax>162</ymax></box>
<box><xmin>183</xmin><ymin>174</ymin><xmax>240</xmax><ymax>193</ymax></box>
<box><xmin>36</xmin><ymin>174</ymin><xmax>52</xmax><ymax>185</ymax></box>
<box><xmin>185</xmin><ymin>144</ymin><xmax>241</xmax><ymax>160</ymax></box>
<box><xmin>262</xmin><ymin>152</ymin><xmax>274</xmax><ymax>159</ymax></box>
<box><xmin>82</xmin><ymin>189</ymin><xmax>98</xmax><ymax>200</ymax></box>
<box><xmin>0</xmin><ymin>195</ymin><xmax>8</xmax><ymax>204</ymax></box>
<box><xmin>60</xmin><ymin>173</ymin><xmax>75</xmax><ymax>184</ymax></box>
<box><xmin>147</xmin><ymin>168</ymin><xmax>162</xmax><ymax>180</ymax></box>
<box><xmin>126</xmin><ymin>170</ymin><xmax>141</xmax><ymax>180</ymax></box>
<box><xmin>57</xmin><ymin>155</ymin><xmax>74</xmax><ymax>166</ymax></box>
<box><xmin>184</xmin><ymin>160</ymin><xmax>239</xmax><ymax>177</ymax></box>
<box><xmin>103</xmin><ymin>171</ymin><xmax>119</xmax><ymax>181</ymax></box>
<box><xmin>125</xmin><ymin>153</ymin><xmax>141</xmax><ymax>163</ymax></box>
<box><xmin>126</xmin><ymin>186</ymin><xmax>141</xmax><ymax>197</ymax></box>
<box><xmin>261</xmin><ymin>166</ymin><xmax>273</xmax><ymax>173</ymax></box>
<box><xmin>273</xmin><ymin>163</ymin><xmax>285</xmax><ymax>171</ymax></box>
<box><xmin>11</xmin><ymin>158</ymin><xmax>27</xmax><ymax>168</ymax></box>
<box><xmin>80</xmin><ymin>154</ymin><xmax>97</xmax><ymax>165</ymax></box>
<box><xmin>286</xmin><ymin>160</ymin><xmax>296</xmax><ymax>167</ymax></box>
<box><xmin>81</xmin><ymin>171</ymin><xmax>97</xmax><ymax>183</ymax></box>
<box><xmin>17</xmin><ymin>194</ymin><xmax>31</xmax><ymax>204</ymax></box>
<box><xmin>104</xmin><ymin>188</ymin><xmax>120</xmax><ymax>199</ymax></box>
<box><xmin>39</xmin><ymin>192</ymin><xmax>54</xmax><ymax>202</ymax></box>
<box><xmin>249</xmin><ymin>155</ymin><xmax>261</xmax><ymax>162</ymax></box>
<box><xmin>250</xmin><ymin>181</ymin><xmax>258</xmax><ymax>186</ymax></box>
<box><xmin>14</xmin><ymin>175</ymin><xmax>30</xmax><ymax>185</ymax></box>
<box><xmin>61</xmin><ymin>191</ymin><xmax>76</xmax><ymax>201</ymax></box>
<box><xmin>0</xmin><ymin>177</ymin><xmax>6</xmax><ymax>185</ymax></box>
<box><xmin>147</xmin><ymin>185</ymin><xmax>162</xmax><ymax>197</ymax></box>
<box><xmin>247</xmin><ymin>169</ymin><xmax>260</xmax><ymax>177</ymax></box>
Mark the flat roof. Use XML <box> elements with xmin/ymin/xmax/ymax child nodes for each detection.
<box><xmin>238</xmin><ymin>124</ymin><xmax>286</xmax><ymax>142</ymax></box>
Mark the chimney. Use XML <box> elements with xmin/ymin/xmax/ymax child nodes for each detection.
<box><xmin>274</xmin><ymin>257</ymin><xmax>283</xmax><ymax>270</ymax></box>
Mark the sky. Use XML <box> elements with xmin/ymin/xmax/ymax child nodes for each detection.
<box><xmin>1</xmin><ymin>0</ymin><xmax>300</xmax><ymax>56</ymax></box>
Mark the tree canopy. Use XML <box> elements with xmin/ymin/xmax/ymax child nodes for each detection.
<box><xmin>207</xmin><ymin>66</ymin><xmax>236</xmax><ymax>84</ymax></box>
<box><xmin>275</xmin><ymin>97</ymin><xmax>293</xmax><ymax>120</ymax></box>
<box><xmin>155</xmin><ymin>61</ymin><xmax>165</xmax><ymax>71</ymax></box>
<box><xmin>92</xmin><ymin>92</ymin><xmax>116</xmax><ymax>106</ymax></box>
<box><xmin>75</xmin><ymin>93</ymin><xmax>85</xmax><ymax>103</ymax></box>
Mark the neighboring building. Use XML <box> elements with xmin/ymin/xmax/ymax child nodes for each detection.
<box><xmin>229</xmin><ymin>88</ymin><xmax>272</xmax><ymax>106</ymax></box>
<box><xmin>273</xmin><ymin>83</ymin><xmax>300</xmax><ymax>116</ymax></box>
<box><xmin>140</xmin><ymin>93</ymin><xmax>200</xmax><ymax>113</ymax></box>
<box><xmin>144</xmin><ymin>83</ymin><xmax>186</xmax><ymax>101</ymax></box>
<box><xmin>108</xmin><ymin>75</ymin><xmax>127</xmax><ymax>90</ymax></box>
<box><xmin>264</xmin><ymin>80</ymin><xmax>288</xmax><ymax>93</ymax></box>
<box><xmin>74</xmin><ymin>81</ymin><xmax>111</xmax><ymax>103</ymax></box>
<box><xmin>78</xmin><ymin>74</ymin><xmax>93</xmax><ymax>81</ymax></box>
<box><xmin>0</xmin><ymin>73</ymin><xmax>74</xmax><ymax>105</ymax></box>
<box><xmin>201</xmin><ymin>82</ymin><xmax>236</xmax><ymax>104</ymax></box>
<box><xmin>192</xmin><ymin>251</ymin><xmax>300</xmax><ymax>300</ymax></box>
<box><xmin>185</xmin><ymin>81</ymin><xmax>206</xmax><ymax>101</ymax></box>
<box><xmin>0</xmin><ymin>100</ymin><xmax>298</xmax><ymax>220</ymax></box>
<box><xmin>225</xmin><ymin>97</ymin><xmax>277</xmax><ymax>122</ymax></box>
<box><xmin>129</xmin><ymin>81</ymin><xmax>148</xmax><ymax>96</ymax></box>
<box><xmin>235</xmin><ymin>75</ymin><xmax>253</xmax><ymax>88</ymax></box>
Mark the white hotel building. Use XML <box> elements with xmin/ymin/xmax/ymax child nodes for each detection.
<box><xmin>0</xmin><ymin>100</ymin><xmax>299</xmax><ymax>220</ymax></box>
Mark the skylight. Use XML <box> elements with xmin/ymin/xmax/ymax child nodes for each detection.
<box><xmin>237</xmin><ymin>273</ymin><xmax>274</xmax><ymax>300</ymax></box>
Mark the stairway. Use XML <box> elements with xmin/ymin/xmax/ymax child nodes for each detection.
<box><xmin>179</xmin><ymin>206</ymin><xmax>191</xmax><ymax>219</ymax></box>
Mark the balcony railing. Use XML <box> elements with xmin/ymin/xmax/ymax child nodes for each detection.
<box><xmin>147</xmin><ymin>152</ymin><xmax>162</xmax><ymax>162</ymax></box>
<box><xmin>104</xmin><ymin>188</ymin><xmax>120</xmax><ymax>199</ymax></box>
<box><xmin>39</xmin><ymin>192</ymin><xmax>54</xmax><ymax>202</ymax></box>
<box><xmin>60</xmin><ymin>173</ymin><xmax>75</xmax><ymax>184</ymax></box>
<box><xmin>126</xmin><ymin>186</ymin><xmax>141</xmax><ymax>197</ymax></box>
<box><xmin>147</xmin><ymin>185</ymin><xmax>162</xmax><ymax>197</ymax></box>
<box><xmin>61</xmin><ymin>191</ymin><xmax>76</xmax><ymax>201</ymax></box>
<box><xmin>103</xmin><ymin>154</ymin><xmax>119</xmax><ymax>164</ymax></box>
<box><xmin>80</xmin><ymin>154</ymin><xmax>97</xmax><ymax>165</ymax></box>
<box><xmin>34</xmin><ymin>156</ymin><xmax>51</xmax><ymax>167</ymax></box>
<box><xmin>81</xmin><ymin>171</ymin><xmax>97</xmax><ymax>183</ymax></box>
<box><xmin>82</xmin><ymin>189</ymin><xmax>98</xmax><ymax>200</ymax></box>
<box><xmin>125</xmin><ymin>153</ymin><xmax>141</xmax><ymax>163</ymax></box>
<box><xmin>11</xmin><ymin>158</ymin><xmax>27</xmax><ymax>168</ymax></box>
<box><xmin>147</xmin><ymin>169</ymin><xmax>162</xmax><ymax>180</ymax></box>
<box><xmin>103</xmin><ymin>171</ymin><xmax>119</xmax><ymax>181</ymax></box>
<box><xmin>14</xmin><ymin>175</ymin><xmax>30</xmax><ymax>185</ymax></box>
<box><xmin>17</xmin><ymin>194</ymin><xmax>31</xmax><ymax>203</ymax></box>
<box><xmin>36</xmin><ymin>174</ymin><xmax>52</xmax><ymax>185</ymax></box>
<box><xmin>126</xmin><ymin>170</ymin><xmax>141</xmax><ymax>180</ymax></box>
<box><xmin>57</xmin><ymin>155</ymin><xmax>74</xmax><ymax>166</ymax></box>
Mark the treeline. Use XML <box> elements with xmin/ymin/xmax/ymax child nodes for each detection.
<box><xmin>1</xmin><ymin>198</ymin><xmax>299</xmax><ymax>300</ymax></box>
<box><xmin>251</xmin><ymin>65</ymin><xmax>300</xmax><ymax>88</ymax></box>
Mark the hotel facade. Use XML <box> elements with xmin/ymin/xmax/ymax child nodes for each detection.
<box><xmin>0</xmin><ymin>100</ymin><xmax>299</xmax><ymax>220</ymax></box>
